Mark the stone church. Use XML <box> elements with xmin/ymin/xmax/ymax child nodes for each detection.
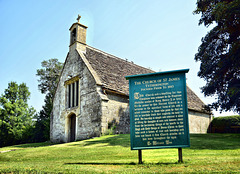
<box><xmin>50</xmin><ymin>17</ymin><xmax>212</xmax><ymax>143</ymax></box>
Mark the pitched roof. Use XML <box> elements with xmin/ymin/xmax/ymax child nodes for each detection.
<box><xmin>84</xmin><ymin>45</ymin><xmax>209</xmax><ymax>114</ymax></box>
<box><xmin>186</xmin><ymin>86</ymin><xmax>209</xmax><ymax>113</ymax></box>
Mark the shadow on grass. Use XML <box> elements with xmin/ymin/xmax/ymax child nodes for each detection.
<box><xmin>65</xmin><ymin>162</ymin><xmax>137</xmax><ymax>165</ymax></box>
<box><xmin>70</xmin><ymin>134</ymin><xmax>130</xmax><ymax>148</ymax></box>
<box><xmin>11</xmin><ymin>142</ymin><xmax>54</xmax><ymax>148</ymax></box>
<box><xmin>64</xmin><ymin>162</ymin><xmax>178</xmax><ymax>166</ymax></box>
<box><xmin>190</xmin><ymin>133</ymin><xmax>240</xmax><ymax>150</ymax></box>
<box><xmin>0</xmin><ymin>156</ymin><xmax>10</xmax><ymax>162</ymax></box>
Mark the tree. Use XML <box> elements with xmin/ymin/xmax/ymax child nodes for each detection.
<box><xmin>194</xmin><ymin>0</ymin><xmax>240</xmax><ymax>113</ymax></box>
<box><xmin>35</xmin><ymin>59</ymin><xmax>63</xmax><ymax>141</ymax></box>
<box><xmin>36</xmin><ymin>59</ymin><xmax>63</xmax><ymax>97</ymax></box>
<box><xmin>33</xmin><ymin>93</ymin><xmax>53</xmax><ymax>142</ymax></box>
<box><xmin>0</xmin><ymin>82</ymin><xmax>36</xmax><ymax>147</ymax></box>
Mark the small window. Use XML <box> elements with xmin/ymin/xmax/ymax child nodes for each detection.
<box><xmin>76</xmin><ymin>80</ymin><xmax>79</xmax><ymax>106</ymax></box>
<box><xmin>72</xmin><ymin>82</ymin><xmax>75</xmax><ymax>107</ymax></box>
<box><xmin>68</xmin><ymin>84</ymin><xmax>71</xmax><ymax>108</ymax></box>
<box><xmin>67</xmin><ymin>80</ymin><xmax>79</xmax><ymax>108</ymax></box>
<box><xmin>70</xmin><ymin>28</ymin><xmax>77</xmax><ymax>45</ymax></box>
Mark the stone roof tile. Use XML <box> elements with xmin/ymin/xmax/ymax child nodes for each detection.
<box><xmin>85</xmin><ymin>46</ymin><xmax>209</xmax><ymax>114</ymax></box>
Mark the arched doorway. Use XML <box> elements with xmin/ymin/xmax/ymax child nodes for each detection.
<box><xmin>69</xmin><ymin>114</ymin><xmax>76</xmax><ymax>142</ymax></box>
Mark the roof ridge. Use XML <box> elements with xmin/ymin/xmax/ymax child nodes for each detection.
<box><xmin>86</xmin><ymin>45</ymin><xmax>155</xmax><ymax>73</ymax></box>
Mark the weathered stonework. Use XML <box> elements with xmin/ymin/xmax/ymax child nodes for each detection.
<box><xmin>51</xmin><ymin>49</ymin><xmax>81</xmax><ymax>142</ymax></box>
<box><xmin>188</xmin><ymin>110</ymin><xmax>211</xmax><ymax>133</ymax></box>
<box><xmin>101</xmin><ymin>92</ymin><xmax>129</xmax><ymax>134</ymax></box>
<box><xmin>51</xmin><ymin>46</ymin><xmax>102</xmax><ymax>142</ymax></box>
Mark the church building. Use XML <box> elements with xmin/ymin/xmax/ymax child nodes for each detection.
<box><xmin>50</xmin><ymin>16</ymin><xmax>211</xmax><ymax>143</ymax></box>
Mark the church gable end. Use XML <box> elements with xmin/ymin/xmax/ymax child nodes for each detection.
<box><xmin>51</xmin><ymin>48</ymin><xmax>102</xmax><ymax>143</ymax></box>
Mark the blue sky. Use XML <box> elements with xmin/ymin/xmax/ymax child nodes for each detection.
<box><xmin>0</xmin><ymin>0</ymin><xmax>236</xmax><ymax>116</ymax></box>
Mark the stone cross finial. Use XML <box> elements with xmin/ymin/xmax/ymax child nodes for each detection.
<box><xmin>77</xmin><ymin>15</ymin><xmax>81</xmax><ymax>23</ymax></box>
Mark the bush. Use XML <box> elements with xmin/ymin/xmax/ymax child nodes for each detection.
<box><xmin>209</xmin><ymin>115</ymin><xmax>240</xmax><ymax>133</ymax></box>
<box><xmin>102</xmin><ymin>120</ymin><xmax>117</xmax><ymax>135</ymax></box>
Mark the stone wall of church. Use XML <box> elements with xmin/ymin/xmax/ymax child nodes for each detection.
<box><xmin>77</xmin><ymin>66</ymin><xmax>102</xmax><ymax>139</ymax></box>
<box><xmin>51</xmin><ymin>48</ymin><xmax>102</xmax><ymax>143</ymax></box>
<box><xmin>188</xmin><ymin>110</ymin><xmax>211</xmax><ymax>133</ymax></box>
<box><xmin>99</xmin><ymin>93</ymin><xmax>211</xmax><ymax>135</ymax></box>
<box><xmin>101</xmin><ymin>92</ymin><xmax>130</xmax><ymax>134</ymax></box>
<box><xmin>51</xmin><ymin>49</ymin><xmax>81</xmax><ymax>143</ymax></box>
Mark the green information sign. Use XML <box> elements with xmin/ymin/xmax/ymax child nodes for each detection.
<box><xmin>126</xmin><ymin>69</ymin><xmax>190</xmax><ymax>150</ymax></box>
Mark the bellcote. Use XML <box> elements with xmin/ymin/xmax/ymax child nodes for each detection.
<box><xmin>69</xmin><ymin>15</ymin><xmax>88</xmax><ymax>53</ymax></box>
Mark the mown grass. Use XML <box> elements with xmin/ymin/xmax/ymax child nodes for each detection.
<box><xmin>0</xmin><ymin>134</ymin><xmax>239</xmax><ymax>173</ymax></box>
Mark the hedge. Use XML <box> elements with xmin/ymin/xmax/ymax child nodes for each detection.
<box><xmin>209</xmin><ymin>115</ymin><xmax>240</xmax><ymax>133</ymax></box>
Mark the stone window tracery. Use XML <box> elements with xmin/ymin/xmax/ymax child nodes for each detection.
<box><xmin>65</xmin><ymin>76</ymin><xmax>79</xmax><ymax>109</ymax></box>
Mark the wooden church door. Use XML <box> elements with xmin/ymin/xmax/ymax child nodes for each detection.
<box><xmin>69</xmin><ymin>114</ymin><xmax>76</xmax><ymax>142</ymax></box>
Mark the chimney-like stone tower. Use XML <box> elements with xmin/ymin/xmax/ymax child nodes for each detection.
<box><xmin>69</xmin><ymin>15</ymin><xmax>88</xmax><ymax>53</ymax></box>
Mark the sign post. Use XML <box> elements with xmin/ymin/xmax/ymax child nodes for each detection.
<box><xmin>178</xmin><ymin>148</ymin><xmax>183</xmax><ymax>163</ymax></box>
<box><xmin>126</xmin><ymin>69</ymin><xmax>190</xmax><ymax>163</ymax></box>
<box><xmin>138</xmin><ymin>150</ymin><xmax>142</xmax><ymax>164</ymax></box>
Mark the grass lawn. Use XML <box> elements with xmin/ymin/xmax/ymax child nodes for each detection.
<box><xmin>0</xmin><ymin>134</ymin><xmax>239</xmax><ymax>173</ymax></box>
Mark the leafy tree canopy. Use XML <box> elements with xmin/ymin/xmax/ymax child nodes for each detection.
<box><xmin>0</xmin><ymin>82</ymin><xmax>36</xmax><ymax>147</ymax></box>
<box><xmin>194</xmin><ymin>0</ymin><xmax>240</xmax><ymax>113</ymax></box>
<box><xmin>35</xmin><ymin>59</ymin><xmax>63</xmax><ymax>142</ymax></box>
<box><xmin>36</xmin><ymin>58</ymin><xmax>63</xmax><ymax>97</ymax></box>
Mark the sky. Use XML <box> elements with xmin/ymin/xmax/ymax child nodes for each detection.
<box><xmin>0</xmin><ymin>0</ymin><xmax>237</xmax><ymax>116</ymax></box>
